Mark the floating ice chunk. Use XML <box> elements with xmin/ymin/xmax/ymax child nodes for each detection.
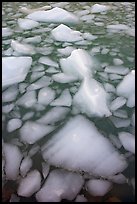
<box><xmin>23</xmin><ymin>36</ymin><xmax>41</xmax><ymax>44</ymax></box>
<box><xmin>104</xmin><ymin>66</ymin><xmax>129</xmax><ymax>75</ymax></box>
<box><xmin>36</xmin><ymin>169</ymin><xmax>84</xmax><ymax>202</ymax></box>
<box><xmin>46</xmin><ymin>67</ymin><xmax>59</xmax><ymax>74</ymax></box>
<box><xmin>27</xmin><ymin>7</ymin><xmax>79</xmax><ymax>24</ymax></box>
<box><xmin>17</xmin><ymin>170</ymin><xmax>41</xmax><ymax>197</ymax></box>
<box><xmin>52</xmin><ymin>73</ymin><xmax>77</xmax><ymax>83</ymax></box>
<box><xmin>104</xmin><ymin>83</ymin><xmax>115</xmax><ymax>93</ymax></box>
<box><xmin>57</xmin><ymin>46</ymin><xmax>75</xmax><ymax>56</ymax></box>
<box><xmin>125</xmin><ymin>28</ymin><xmax>135</xmax><ymax>37</ymax></box>
<box><xmin>75</xmin><ymin>194</ymin><xmax>87</xmax><ymax>202</ymax></box>
<box><xmin>50</xmin><ymin>89</ymin><xmax>72</xmax><ymax>107</ymax></box>
<box><xmin>94</xmin><ymin>22</ymin><xmax>104</xmax><ymax>26</ymax></box>
<box><xmin>18</xmin><ymin>18</ymin><xmax>40</xmax><ymax>30</ymax></box>
<box><xmin>2</xmin><ymin>57</ymin><xmax>32</xmax><ymax>87</ymax></box>
<box><xmin>27</xmin><ymin>76</ymin><xmax>51</xmax><ymax>91</ymax></box>
<box><xmin>116</xmin><ymin>70</ymin><xmax>135</xmax><ymax>107</ymax></box>
<box><xmin>2</xmin><ymin>27</ymin><xmax>13</xmax><ymax>37</ymax></box>
<box><xmin>109</xmin><ymin>73</ymin><xmax>122</xmax><ymax>80</ymax></box>
<box><xmin>22</xmin><ymin>112</ymin><xmax>34</xmax><ymax>121</ymax></box>
<box><xmin>83</xmin><ymin>32</ymin><xmax>97</xmax><ymax>41</ymax></box>
<box><xmin>38</xmin><ymin>87</ymin><xmax>56</xmax><ymax>106</ymax></box>
<box><xmin>108</xmin><ymin>173</ymin><xmax>127</xmax><ymax>184</ymax></box>
<box><xmin>20</xmin><ymin>121</ymin><xmax>55</xmax><ymax>144</ymax></box>
<box><xmin>109</xmin><ymin>134</ymin><xmax>122</xmax><ymax>149</ymax></box>
<box><xmin>60</xmin><ymin>49</ymin><xmax>96</xmax><ymax>80</ymax></box>
<box><xmin>3</xmin><ymin>47</ymin><xmax>13</xmax><ymax>56</ymax></box>
<box><xmin>107</xmin><ymin>24</ymin><xmax>129</xmax><ymax>30</ymax></box>
<box><xmin>7</xmin><ymin>118</ymin><xmax>22</xmax><ymax>132</ymax></box>
<box><xmin>2</xmin><ymin>104</ymin><xmax>14</xmax><ymax>113</ymax></box>
<box><xmin>3</xmin><ymin>143</ymin><xmax>22</xmax><ymax>180</ymax></box>
<box><xmin>42</xmin><ymin>162</ymin><xmax>50</xmax><ymax>179</ymax></box>
<box><xmin>101</xmin><ymin>48</ymin><xmax>109</xmax><ymax>55</ymax></box>
<box><xmin>73</xmin><ymin>77</ymin><xmax>111</xmax><ymax>117</ymax></box>
<box><xmin>98</xmin><ymin>72</ymin><xmax>109</xmax><ymax>81</ymax></box>
<box><xmin>38</xmin><ymin>56</ymin><xmax>59</xmax><ymax>68</ymax></box>
<box><xmin>19</xmin><ymin>5</ymin><xmax>52</xmax><ymax>14</ymax></box>
<box><xmin>20</xmin><ymin>156</ymin><xmax>32</xmax><ymax>177</ymax></box>
<box><xmin>37</xmin><ymin>107</ymin><xmax>69</xmax><ymax>125</ymax></box>
<box><xmin>110</xmin><ymin>116</ymin><xmax>130</xmax><ymax>128</ymax></box>
<box><xmin>30</xmin><ymin>71</ymin><xmax>45</xmax><ymax>82</ymax></box>
<box><xmin>42</xmin><ymin>115</ymin><xmax>127</xmax><ymax>177</ymax></box>
<box><xmin>127</xmin><ymin>93</ymin><xmax>135</xmax><ymax>108</ymax></box>
<box><xmin>110</xmin><ymin>96</ymin><xmax>126</xmax><ymax>112</ymax></box>
<box><xmin>91</xmin><ymin>46</ymin><xmax>101</xmax><ymax>54</ymax></box>
<box><xmin>113</xmin><ymin>58</ymin><xmax>123</xmax><ymax>66</ymax></box>
<box><xmin>113</xmin><ymin>109</ymin><xmax>128</xmax><ymax>119</ymax></box>
<box><xmin>118</xmin><ymin>132</ymin><xmax>135</xmax><ymax>154</ymax></box>
<box><xmin>11</xmin><ymin>40</ymin><xmax>36</xmax><ymax>55</ymax></box>
<box><xmin>51</xmin><ymin>24</ymin><xmax>83</xmax><ymax>42</ymax></box>
<box><xmin>86</xmin><ymin>179</ymin><xmax>112</xmax><ymax>196</ymax></box>
<box><xmin>91</xmin><ymin>4</ymin><xmax>110</xmax><ymax>13</ymax></box>
<box><xmin>16</xmin><ymin>90</ymin><xmax>36</xmax><ymax>108</ymax></box>
<box><xmin>2</xmin><ymin>85</ymin><xmax>18</xmax><ymax>102</ymax></box>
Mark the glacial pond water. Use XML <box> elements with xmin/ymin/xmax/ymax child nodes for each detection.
<box><xmin>2</xmin><ymin>2</ymin><xmax>135</xmax><ymax>202</ymax></box>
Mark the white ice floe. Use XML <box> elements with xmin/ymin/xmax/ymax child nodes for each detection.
<box><xmin>109</xmin><ymin>73</ymin><xmax>122</xmax><ymax>80</ymax></box>
<box><xmin>52</xmin><ymin>73</ymin><xmax>77</xmax><ymax>83</ymax></box>
<box><xmin>2</xmin><ymin>85</ymin><xmax>18</xmax><ymax>102</ymax></box>
<box><xmin>2</xmin><ymin>104</ymin><xmax>14</xmax><ymax>113</ymax></box>
<box><xmin>38</xmin><ymin>87</ymin><xmax>56</xmax><ymax>106</ymax></box>
<box><xmin>36</xmin><ymin>169</ymin><xmax>84</xmax><ymax>202</ymax></box>
<box><xmin>117</xmin><ymin>70</ymin><xmax>135</xmax><ymax>107</ymax></box>
<box><xmin>107</xmin><ymin>24</ymin><xmax>129</xmax><ymax>31</ymax></box>
<box><xmin>108</xmin><ymin>173</ymin><xmax>127</xmax><ymax>184</ymax></box>
<box><xmin>3</xmin><ymin>143</ymin><xmax>22</xmax><ymax>180</ymax></box>
<box><xmin>75</xmin><ymin>194</ymin><xmax>87</xmax><ymax>202</ymax></box>
<box><xmin>23</xmin><ymin>36</ymin><xmax>41</xmax><ymax>44</ymax></box>
<box><xmin>86</xmin><ymin>179</ymin><xmax>112</xmax><ymax>196</ymax></box>
<box><xmin>30</xmin><ymin>71</ymin><xmax>45</xmax><ymax>82</ymax></box>
<box><xmin>2</xmin><ymin>57</ymin><xmax>32</xmax><ymax>87</ymax></box>
<box><xmin>27</xmin><ymin>7</ymin><xmax>79</xmax><ymax>24</ymax></box>
<box><xmin>20</xmin><ymin>121</ymin><xmax>55</xmax><ymax>144</ymax></box>
<box><xmin>91</xmin><ymin>4</ymin><xmax>110</xmax><ymax>13</ymax></box>
<box><xmin>18</xmin><ymin>18</ymin><xmax>40</xmax><ymax>30</ymax></box>
<box><xmin>20</xmin><ymin>156</ymin><xmax>32</xmax><ymax>177</ymax></box>
<box><xmin>110</xmin><ymin>96</ymin><xmax>126</xmax><ymax>112</ymax></box>
<box><xmin>36</xmin><ymin>107</ymin><xmax>69</xmax><ymax>125</ymax></box>
<box><xmin>113</xmin><ymin>58</ymin><xmax>124</xmax><ymax>66</ymax></box>
<box><xmin>73</xmin><ymin>77</ymin><xmax>111</xmax><ymax>117</ymax></box>
<box><xmin>104</xmin><ymin>83</ymin><xmax>115</xmax><ymax>93</ymax></box>
<box><xmin>113</xmin><ymin>109</ymin><xmax>128</xmax><ymax>119</ymax></box>
<box><xmin>57</xmin><ymin>46</ymin><xmax>75</xmax><ymax>56</ymax></box>
<box><xmin>16</xmin><ymin>90</ymin><xmax>37</xmax><ymax>108</ymax></box>
<box><xmin>38</xmin><ymin>56</ymin><xmax>59</xmax><ymax>68</ymax></box>
<box><xmin>42</xmin><ymin>115</ymin><xmax>127</xmax><ymax>177</ymax></box>
<box><xmin>2</xmin><ymin>27</ymin><xmax>13</xmax><ymax>37</ymax></box>
<box><xmin>19</xmin><ymin>5</ymin><xmax>52</xmax><ymax>14</ymax></box>
<box><xmin>27</xmin><ymin>76</ymin><xmax>52</xmax><ymax>91</ymax></box>
<box><xmin>46</xmin><ymin>67</ymin><xmax>59</xmax><ymax>74</ymax></box>
<box><xmin>51</xmin><ymin>24</ymin><xmax>83</xmax><ymax>42</ymax></box>
<box><xmin>104</xmin><ymin>65</ymin><xmax>129</xmax><ymax>75</ymax></box>
<box><xmin>11</xmin><ymin>40</ymin><xmax>36</xmax><ymax>55</ymax></box>
<box><xmin>7</xmin><ymin>118</ymin><xmax>22</xmax><ymax>132</ymax></box>
<box><xmin>118</xmin><ymin>132</ymin><xmax>135</xmax><ymax>154</ymax></box>
<box><xmin>17</xmin><ymin>170</ymin><xmax>41</xmax><ymax>197</ymax></box>
<box><xmin>50</xmin><ymin>89</ymin><xmax>72</xmax><ymax>107</ymax></box>
<box><xmin>60</xmin><ymin>49</ymin><xmax>96</xmax><ymax>80</ymax></box>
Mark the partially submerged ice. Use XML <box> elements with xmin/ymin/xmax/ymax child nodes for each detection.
<box><xmin>2</xmin><ymin>57</ymin><xmax>32</xmax><ymax>87</ymax></box>
<box><xmin>60</xmin><ymin>49</ymin><xmax>97</xmax><ymax>80</ymax></box>
<box><xmin>27</xmin><ymin>7</ymin><xmax>79</xmax><ymax>24</ymax></box>
<box><xmin>42</xmin><ymin>115</ymin><xmax>127</xmax><ymax>177</ymax></box>
<box><xmin>36</xmin><ymin>169</ymin><xmax>84</xmax><ymax>202</ymax></box>
<box><xmin>73</xmin><ymin>77</ymin><xmax>111</xmax><ymax>117</ymax></box>
<box><xmin>51</xmin><ymin>24</ymin><xmax>83</xmax><ymax>42</ymax></box>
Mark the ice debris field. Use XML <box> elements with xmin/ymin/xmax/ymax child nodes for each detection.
<box><xmin>2</xmin><ymin>2</ymin><xmax>135</xmax><ymax>202</ymax></box>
